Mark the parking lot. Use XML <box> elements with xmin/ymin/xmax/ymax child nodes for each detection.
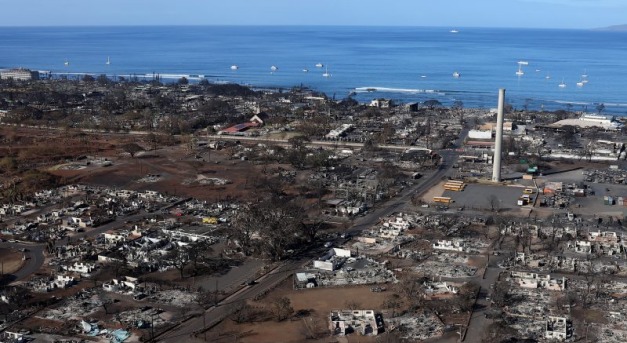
<box><xmin>444</xmin><ymin>184</ymin><xmax>529</xmax><ymax>211</ymax></box>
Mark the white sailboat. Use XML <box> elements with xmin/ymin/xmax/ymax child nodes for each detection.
<box><xmin>270</xmin><ymin>65</ymin><xmax>278</xmax><ymax>72</ymax></box>
<box><xmin>230</xmin><ymin>65</ymin><xmax>239</xmax><ymax>70</ymax></box>
<box><xmin>322</xmin><ymin>66</ymin><xmax>331</xmax><ymax>78</ymax></box>
<box><xmin>105</xmin><ymin>56</ymin><xmax>110</xmax><ymax>65</ymax></box>
<box><xmin>64</xmin><ymin>59</ymin><xmax>70</xmax><ymax>66</ymax></box>
<box><xmin>576</xmin><ymin>81</ymin><xmax>584</xmax><ymax>87</ymax></box>
<box><xmin>452</xmin><ymin>71</ymin><xmax>461</xmax><ymax>78</ymax></box>
<box><xmin>450</xmin><ymin>29</ymin><xmax>459</xmax><ymax>33</ymax></box>
<box><xmin>581</xmin><ymin>69</ymin><xmax>589</xmax><ymax>84</ymax></box>
<box><xmin>302</xmin><ymin>68</ymin><xmax>309</xmax><ymax>73</ymax></box>
<box><xmin>559</xmin><ymin>79</ymin><xmax>566</xmax><ymax>88</ymax></box>
<box><xmin>315</xmin><ymin>63</ymin><xmax>324</xmax><ymax>68</ymax></box>
<box><xmin>515</xmin><ymin>61</ymin><xmax>527</xmax><ymax>76</ymax></box>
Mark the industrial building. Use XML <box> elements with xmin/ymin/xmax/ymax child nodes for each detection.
<box><xmin>0</xmin><ymin>68</ymin><xmax>39</xmax><ymax>81</ymax></box>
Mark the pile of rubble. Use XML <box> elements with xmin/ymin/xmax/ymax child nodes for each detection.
<box><xmin>147</xmin><ymin>290</ymin><xmax>198</xmax><ymax>307</ymax></box>
<box><xmin>316</xmin><ymin>268</ymin><xmax>396</xmax><ymax>288</ymax></box>
<box><xmin>418</xmin><ymin>260</ymin><xmax>476</xmax><ymax>278</ymax></box>
<box><xmin>388</xmin><ymin>312</ymin><xmax>444</xmax><ymax>341</ymax></box>
<box><xmin>40</xmin><ymin>292</ymin><xmax>103</xmax><ymax>321</ymax></box>
<box><xmin>136</xmin><ymin>174</ymin><xmax>162</xmax><ymax>183</ymax></box>
<box><xmin>600</xmin><ymin>327</ymin><xmax>627</xmax><ymax>343</ymax></box>
<box><xmin>114</xmin><ymin>307</ymin><xmax>168</xmax><ymax>329</ymax></box>
<box><xmin>583</xmin><ymin>169</ymin><xmax>627</xmax><ymax>185</ymax></box>
<box><xmin>182</xmin><ymin>176</ymin><xmax>231</xmax><ymax>186</ymax></box>
<box><xmin>507</xmin><ymin>317</ymin><xmax>545</xmax><ymax>341</ymax></box>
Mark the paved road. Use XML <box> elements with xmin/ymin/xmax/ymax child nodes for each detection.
<box><xmin>157</xmin><ymin>257</ymin><xmax>308</xmax><ymax>342</ymax></box>
<box><xmin>0</xmin><ymin>242</ymin><xmax>45</xmax><ymax>282</ymax></box>
<box><xmin>462</xmin><ymin>266</ymin><xmax>502</xmax><ymax>343</ymax></box>
<box><xmin>204</xmin><ymin>134</ymin><xmax>429</xmax><ymax>152</ymax></box>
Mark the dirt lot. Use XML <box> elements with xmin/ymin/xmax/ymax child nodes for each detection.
<box><xmin>0</xmin><ymin>247</ymin><xmax>24</xmax><ymax>275</ymax></box>
<box><xmin>0</xmin><ymin>126</ymin><xmax>295</xmax><ymax>202</ymax></box>
<box><xmin>56</xmin><ymin>143</ymin><xmax>297</xmax><ymax>202</ymax></box>
<box><xmin>207</xmin><ymin>280</ymin><xmax>396</xmax><ymax>343</ymax></box>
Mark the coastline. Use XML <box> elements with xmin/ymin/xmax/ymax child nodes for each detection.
<box><xmin>31</xmin><ymin>69</ymin><xmax>627</xmax><ymax>116</ymax></box>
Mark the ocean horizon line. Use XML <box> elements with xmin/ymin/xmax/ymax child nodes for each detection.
<box><xmin>0</xmin><ymin>24</ymin><xmax>602</xmax><ymax>31</ymax></box>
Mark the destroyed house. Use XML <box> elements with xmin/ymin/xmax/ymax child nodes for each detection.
<box><xmin>330</xmin><ymin>310</ymin><xmax>384</xmax><ymax>336</ymax></box>
<box><xmin>545</xmin><ymin>316</ymin><xmax>572</xmax><ymax>341</ymax></box>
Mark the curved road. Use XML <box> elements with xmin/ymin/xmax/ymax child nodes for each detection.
<box><xmin>0</xmin><ymin>242</ymin><xmax>45</xmax><ymax>283</ymax></box>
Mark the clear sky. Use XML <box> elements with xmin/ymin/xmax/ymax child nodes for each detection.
<box><xmin>2</xmin><ymin>0</ymin><xmax>626</xmax><ymax>29</ymax></box>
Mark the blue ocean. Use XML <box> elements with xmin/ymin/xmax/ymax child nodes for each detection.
<box><xmin>2</xmin><ymin>26</ymin><xmax>627</xmax><ymax>114</ymax></box>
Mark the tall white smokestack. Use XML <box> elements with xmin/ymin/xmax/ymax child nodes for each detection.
<box><xmin>492</xmin><ymin>88</ymin><xmax>506</xmax><ymax>182</ymax></box>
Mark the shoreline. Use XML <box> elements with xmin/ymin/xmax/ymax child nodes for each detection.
<box><xmin>31</xmin><ymin>70</ymin><xmax>627</xmax><ymax>116</ymax></box>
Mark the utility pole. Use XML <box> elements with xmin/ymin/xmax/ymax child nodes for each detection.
<box><xmin>214</xmin><ymin>279</ymin><xmax>219</xmax><ymax>306</ymax></box>
<box><xmin>203</xmin><ymin>312</ymin><xmax>207</xmax><ymax>341</ymax></box>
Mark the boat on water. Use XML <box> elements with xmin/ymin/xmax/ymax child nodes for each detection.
<box><xmin>450</xmin><ymin>29</ymin><xmax>459</xmax><ymax>33</ymax></box>
<box><xmin>230</xmin><ymin>65</ymin><xmax>239</xmax><ymax>70</ymax></box>
<box><xmin>105</xmin><ymin>57</ymin><xmax>110</xmax><ymax>65</ymax></box>
<box><xmin>581</xmin><ymin>70</ymin><xmax>589</xmax><ymax>83</ymax></box>
<box><xmin>302</xmin><ymin>68</ymin><xmax>309</xmax><ymax>73</ymax></box>
<box><xmin>515</xmin><ymin>61</ymin><xmax>526</xmax><ymax>76</ymax></box>
<box><xmin>545</xmin><ymin>74</ymin><xmax>551</xmax><ymax>80</ymax></box>
<box><xmin>270</xmin><ymin>65</ymin><xmax>278</xmax><ymax>72</ymax></box>
<box><xmin>576</xmin><ymin>81</ymin><xmax>584</xmax><ymax>87</ymax></box>
<box><xmin>315</xmin><ymin>63</ymin><xmax>324</xmax><ymax>68</ymax></box>
<box><xmin>322</xmin><ymin>66</ymin><xmax>331</xmax><ymax>78</ymax></box>
<box><xmin>452</xmin><ymin>71</ymin><xmax>461</xmax><ymax>78</ymax></box>
<box><xmin>559</xmin><ymin>79</ymin><xmax>566</xmax><ymax>88</ymax></box>
<box><xmin>64</xmin><ymin>59</ymin><xmax>69</xmax><ymax>66</ymax></box>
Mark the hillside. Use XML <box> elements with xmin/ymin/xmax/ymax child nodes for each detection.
<box><xmin>595</xmin><ymin>24</ymin><xmax>627</xmax><ymax>31</ymax></box>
